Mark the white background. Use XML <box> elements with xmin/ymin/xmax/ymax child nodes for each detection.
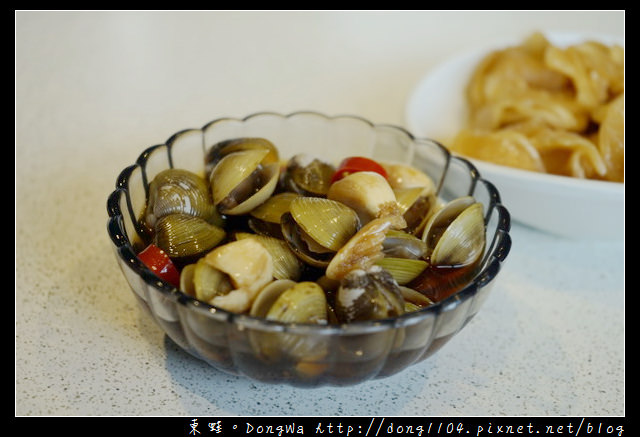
<box><xmin>16</xmin><ymin>10</ymin><xmax>624</xmax><ymax>416</ymax></box>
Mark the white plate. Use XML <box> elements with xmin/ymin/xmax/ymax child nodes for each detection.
<box><xmin>406</xmin><ymin>31</ymin><xmax>624</xmax><ymax>240</ymax></box>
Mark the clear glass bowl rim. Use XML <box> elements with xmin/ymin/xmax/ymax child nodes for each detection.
<box><xmin>106</xmin><ymin>110</ymin><xmax>512</xmax><ymax>336</ymax></box>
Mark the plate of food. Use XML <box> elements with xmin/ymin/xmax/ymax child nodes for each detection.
<box><xmin>406</xmin><ymin>31</ymin><xmax>624</xmax><ymax>240</ymax></box>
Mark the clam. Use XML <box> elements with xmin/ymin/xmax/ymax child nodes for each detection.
<box><xmin>281</xmin><ymin>196</ymin><xmax>360</xmax><ymax>268</ymax></box>
<box><xmin>393</xmin><ymin>186</ymin><xmax>438</xmax><ymax>235</ymax></box>
<box><xmin>205</xmin><ymin>137</ymin><xmax>279</xmax><ymax>177</ymax></box>
<box><xmin>210</xmin><ymin>148</ymin><xmax>280</xmax><ymax>215</ymax></box>
<box><xmin>382</xmin><ymin>229</ymin><xmax>428</xmax><ymax>259</ymax></box>
<box><xmin>235</xmin><ymin>232</ymin><xmax>303</xmax><ymax>281</ymax></box>
<box><xmin>180</xmin><ymin>257</ymin><xmax>233</xmax><ymax>302</ymax></box>
<box><xmin>334</xmin><ymin>265</ymin><xmax>405</xmax><ymax>323</ymax></box>
<box><xmin>326</xmin><ymin>171</ymin><xmax>402</xmax><ymax>224</ymax></box>
<box><xmin>282</xmin><ymin>154</ymin><xmax>335</xmax><ymax>197</ymax></box>
<box><xmin>144</xmin><ymin>168</ymin><xmax>223</xmax><ymax>231</ymax></box>
<box><xmin>203</xmin><ymin>238</ymin><xmax>274</xmax><ymax>313</ymax></box>
<box><xmin>248</xmin><ymin>192</ymin><xmax>300</xmax><ymax>238</ymax></box>
<box><xmin>250</xmin><ymin>281</ymin><xmax>329</xmax><ymax>364</ymax></box>
<box><xmin>325</xmin><ymin>214</ymin><xmax>406</xmax><ymax>281</ymax></box>
<box><xmin>421</xmin><ymin>196</ymin><xmax>485</xmax><ymax>267</ymax></box>
<box><xmin>154</xmin><ymin>213</ymin><xmax>226</xmax><ymax>261</ymax></box>
<box><xmin>264</xmin><ymin>281</ymin><xmax>328</xmax><ymax>324</ymax></box>
<box><xmin>250</xmin><ymin>279</ymin><xmax>297</xmax><ymax>318</ymax></box>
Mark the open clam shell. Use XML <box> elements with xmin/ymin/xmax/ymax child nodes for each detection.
<box><xmin>421</xmin><ymin>196</ymin><xmax>486</xmax><ymax>267</ymax></box>
<box><xmin>210</xmin><ymin>148</ymin><xmax>280</xmax><ymax>215</ymax></box>
<box><xmin>205</xmin><ymin>137</ymin><xmax>279</xmax><ymax>177</ymax></box>
<box><xmin>180</xmin><ymin>257</ymin><xmax>233</xmax><ymax>303</ymax></box>
<box><xmin>335</xmin><ymin>266</ymin><xmax>405</xmax><ymax>323</ymax></box>
<box><xmin>281</xmin><ymin>196</ymin><xmax>360</xmax><ymax>268</ymax></box>
<box><xmin>325</xmin><ymin>214</ymin><xmax>406</xmax><ymax>281</ymax></box>
<box><xmin>282</xmin><ymin>154</ymin><xmax>335</xmax><ymax>197</ymax></box>
<box><xmin>248</xmin><ymin>192</ymin><xmax>300</xmax><ymax>238</ymax></box>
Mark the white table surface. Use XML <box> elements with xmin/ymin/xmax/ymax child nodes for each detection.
<box><xmin>15</xmin><ymin>10</ymin><xmax>625</xmax><ymax>417</ymax></box>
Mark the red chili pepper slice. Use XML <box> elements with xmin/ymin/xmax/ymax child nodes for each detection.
<box><xmin>330</xmin><ymin>156</ymin><xmax>388</xmax><ymax>184</ymax></box>
<box><xmin>138</xmin><ymin>244</ymin><xmax>181</xmax><ymax>288</ymax></box>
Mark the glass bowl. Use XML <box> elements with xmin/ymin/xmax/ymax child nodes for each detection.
<box><xmin>106</xmin><ymin>111</ymin><xmax>512</xmax><ymax>387</ymax></box>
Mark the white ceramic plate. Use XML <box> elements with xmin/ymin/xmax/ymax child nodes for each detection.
<box><xmin>406</xmin><ymin>31</ymin><xmax>624</xmax><ymax>240</ymax></box>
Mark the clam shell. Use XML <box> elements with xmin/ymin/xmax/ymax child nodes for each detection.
<box><xmin>211</xmin><ymin>148</ymin><xmax>270</xmax><ymax>205</ymax></box>
<box><xmin>235</xmin><ymin>232</ymin><xmax>303</xmax><ymax>281</ymax></box>
<box><xmin>210</xmin><ymin>148</ymin><xmax>279</xmax><ymax>215</ymax></box>
<box><xmin>382</xmin><ymin>229</ymin><xmax>428</xmax><ymax>259</ymax></box>
<box><xmin>251</xmin><ymin>282</ymin><xmax>329</xmax><ymax>363</ymax></box>
<box><xmin>394</xmin><ymin>186</ymin><xmax>438</xmax><ymax>235</ymax></box>
<box><xmin>249</xmin><ymin>192</ymin><xmax>300</xmax><ymax>224</ymax></box>
<box><xmin>375</xmin><ymin>257</ymin><xmax>428</xmax><ymax>285</ymax></box>
<box><xmin>222</xmin><ymin>162</ymin><xmax>280</xmax><ymax>215</ymax></box>
<box><xmin>325</xmin><ymin>214</ymin><xmax>406</xmax><ymax>281</ymax></box>
<box><xmin>250</xmin><ymin>279</ymin><xmax>297</xmax><ymax>318</ymax></box>
<box><xmin>430</xmin><ymin>202</ymin><xmax>485</xmax><ymax>267</ymax></box>
<box><xmin>265</xmin><ymin>281</ymin><xmax>328</xmax><ymax>324</ymax></box>
<box><xmin>154</xmin><ymin>213</ymin><xmax>226</xmax><ymax>260</ymax></box>
<box><xmin>421</xmin><ymin>196</ymin><xmax>476</xmax><ymax>249</ymax></box>
<box><xmin>145</xmin><ymin>168</ymin><xmax>219</xmax><ymax>229</ymax></box>
<box><xmin>289</xmin><ymin>196</ymin><xmax>359</xmax><ymax>252</ymax></box>
<box><xmin>205</xmin><ymin>137</ymin><xmax>279</xmax><ymax>176</ymax></box>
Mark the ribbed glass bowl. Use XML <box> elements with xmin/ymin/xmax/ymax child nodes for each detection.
<box><xmin>106</xmin><ymin>111</ymin><xmax>512</xmax><ymax>387</ymax></box>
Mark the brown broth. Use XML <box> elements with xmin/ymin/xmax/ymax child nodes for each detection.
<box><xmin>407</xmin><ymin>260</ymin><xmax>480</xmax><ymax>302</ymax></box>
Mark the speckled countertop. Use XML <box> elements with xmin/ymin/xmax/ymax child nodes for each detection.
<box><xmin>15</xmin><ymin>11</ymin><xmax>624</xmax><ymax>417</ymax></box>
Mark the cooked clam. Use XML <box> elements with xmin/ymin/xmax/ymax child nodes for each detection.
<box><xmin>281</xmin><ymin>196</ymin><xmax>360</xmax><ymax>268</ymax></box>
<box><xmin>250</xmin><ymin>281</ymin><xmax>329</xmax><ymax>364</ymax></box>
<box><xmin>382</xmin><ymin>229</ymin><xmax>428</xmax><ymax>259</ymax></box>
<box><xmin>327</xmin><ymin>171</ymin><xmax>401</xmax><ymax>224</ymax></box>
<box><xmin>335</xmin><ymin>265</ymin><xmax>405</xmax><ymax>323</ymax></box>
<box><xmin>282</xmin><ymin>154</ymin><xmax>335</xmax><ymax>196</ymax></box>
<box><xmin>250</xmin><ymin>279</ymin><xmax>297</xmax><ymax>318</ymax></box>
<box><xmin>394</xmin><ymin>186</ymin><xmax>438</xmax><ymax>235</ymax></box>
<box><xmin>144</xmin><ymin>168</ymin><xmax>222</xmax><ymax>231</ymax></box>
<box><xmin>210</xmin><ymin>148</ymin><xmax>280</xmax><ymax>215</ymax></box>
<box><xmin>180</xmin><ymin>257</ymin><xmax>233</xmax><ymax>302</ymax></box>
<box><xmin>325</xmin><ymin>214</ymin><xmax>406</xmax><ymax>281</ymax></box>
<box><xmin>248</xmin><ymin>192</ymin><xmax>300</xmax><ymax>238</ymax></box>
<box><xmin>421</xmin><ymin>196</ymin><xmax>485</xmax><ymax>267</ymax></box>
<box><xmin>235</xmin><ymin>232</ymin><xmax>303</xmax><ymax>281</ymax></box>
<box><xmin>265</xmin><ymin>281</ymin><xmax>328</xmax><ymax>324</ymax></box>
<box><xmin>154</xmin><ymin>213</ymin><xmax>226</xmax><ymax>261</ymax></box>
<box><xmin>203</xmin><ymin>238</ymin><xmax>274</xmax><ymax>313</ymax></box>
<box><xmin>205</xmin><ymin>137</ymin><xmax>279</xmax><ymax>177</ymax></box>
<box><xmin>375</xmin><ymin>257</ymin><xmax>428</xmax><ymax>285</ymax></box>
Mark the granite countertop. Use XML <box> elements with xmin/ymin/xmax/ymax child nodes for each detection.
<box><xmin>15</xmin><ymin>10</ymin><xmax>624</xmax><ymax>417</ymax></box>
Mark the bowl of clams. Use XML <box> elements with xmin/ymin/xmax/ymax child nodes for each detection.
<box><xmin>106</xmin><ymin>111</ymin><xmax>511</xmax><ymax>387</ymax></box>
